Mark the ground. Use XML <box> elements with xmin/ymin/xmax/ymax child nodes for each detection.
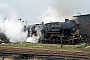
<box><xmin>0</xmin><ymin>42</ymin><xmax>89</xmax><ymax>52</ymax></box>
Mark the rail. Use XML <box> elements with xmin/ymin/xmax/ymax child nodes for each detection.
<box><xmin>0</xmin><ymin>46</ymin><xmax>90</xmax><ymax>59</ymax></box>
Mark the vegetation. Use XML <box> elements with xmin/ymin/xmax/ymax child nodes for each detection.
<box><xmin>0</xmin><ymin>42</ymin><xmax>88</xmax><ymax>52</ymax></box>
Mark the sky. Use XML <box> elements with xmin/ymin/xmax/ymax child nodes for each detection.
<box><xmin>0</xmin><ymin>0</ymin><xmax>90</xmax><ymax>25</ymax></box>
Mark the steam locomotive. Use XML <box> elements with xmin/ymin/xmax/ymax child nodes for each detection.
<box><xmin>27</xmin><ymin>19</ymin><xmax>84</xmax><ymax>44</ymax></box>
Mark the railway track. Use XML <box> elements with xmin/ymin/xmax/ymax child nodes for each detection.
<box><xmin>0</xmin><ymin>46</ymin><xmax>90</xmax><ymax>60</ymax></box>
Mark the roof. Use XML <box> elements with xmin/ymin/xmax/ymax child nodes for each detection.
<box><xmin>73</xmin><ymin>14</ymin><xmax>90</xmax><ymax>17</ymax></box>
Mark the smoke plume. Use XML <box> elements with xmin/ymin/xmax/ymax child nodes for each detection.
<box><xmin>54</xmin><ymin>0</ymin><xmax>85</xmax><ymax>18</ymax></box>
<box><xmin>0</xmin><ymin>3</ymin><xmax>27</xmax><ymax>43</ymax></box>
<box><xmin>40</xmin><ymin>0</ymin><xmax>86</xmax><ymax>23</ymax></box>
<box><xmin>39</xmin><ymin>7</ymin><xmax>65</xmax><ymax>23</ymax></box>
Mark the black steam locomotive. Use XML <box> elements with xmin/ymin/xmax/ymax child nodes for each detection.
<box><xmin>26</xmin><ymin>19</ymin><xmax>84</xmax><ymax>45</ymax></box>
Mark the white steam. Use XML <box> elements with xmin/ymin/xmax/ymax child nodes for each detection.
<box><xmin>0</xmin><ymin>3</ymin><xmax>27</xmax><ymax>43</ymax></box>
<box><xmin>40</xmin><ymin>0</ymin><xmax>86</xmax><ymax>23</ymax></box>
<box><xmin>26</xmin><ymin>35</ymin><xmax>39</xmax><ymax>43</ymax></box>
<box><xmin>40</xmin><ymin>7</ymin><xmax>65</xmax><ymax>23</ymax></box>
<box><xmin>26</xmin><ymin>25</ymin><xmax>42</xmax><ymax>43</ymax></box>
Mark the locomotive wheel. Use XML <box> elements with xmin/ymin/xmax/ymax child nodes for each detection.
<box><xmin>67</xmin><ymin>40</ymin><xmax>73</xmax><ymax>45</ymax></box>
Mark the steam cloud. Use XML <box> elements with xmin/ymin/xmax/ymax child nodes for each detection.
<box><xmin>40</xmin><ymin>7</ymin><xmax>65</xmax><ymax>23</ymax></box>
<box><xmin>26</xmin><ymin>25</ymin><xmax>42</xmax><ymax>43</ymax></box>
<box><xmin>40</xmin><ymin>0</ymin><xmax>86</xmax><ymax>23</ymax></box>
<box><xmin>0</xmin><ymin>3</ymin><xmax>27</xmax><ymax>43</ymax></box>
<box><xmin>26</xmin><ymin>36</ymin><xmax>39</xmax><ymax>43</ymax></box>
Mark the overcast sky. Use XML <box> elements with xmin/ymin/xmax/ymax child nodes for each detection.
<box><xmin>0</xmin><ymin>0</ymin><xmax>90</xmax><ymax>25</ymax></box>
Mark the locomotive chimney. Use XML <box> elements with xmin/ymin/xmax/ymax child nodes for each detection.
<box><xmin>41</xmin><ymin>21</ymin><xmax>44</xmax><ymax>25</ymax></box>
<box><xmin>65</xmin><ymin>19</ymin><xmax>69</xmax><ymax>22</ymax></box>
